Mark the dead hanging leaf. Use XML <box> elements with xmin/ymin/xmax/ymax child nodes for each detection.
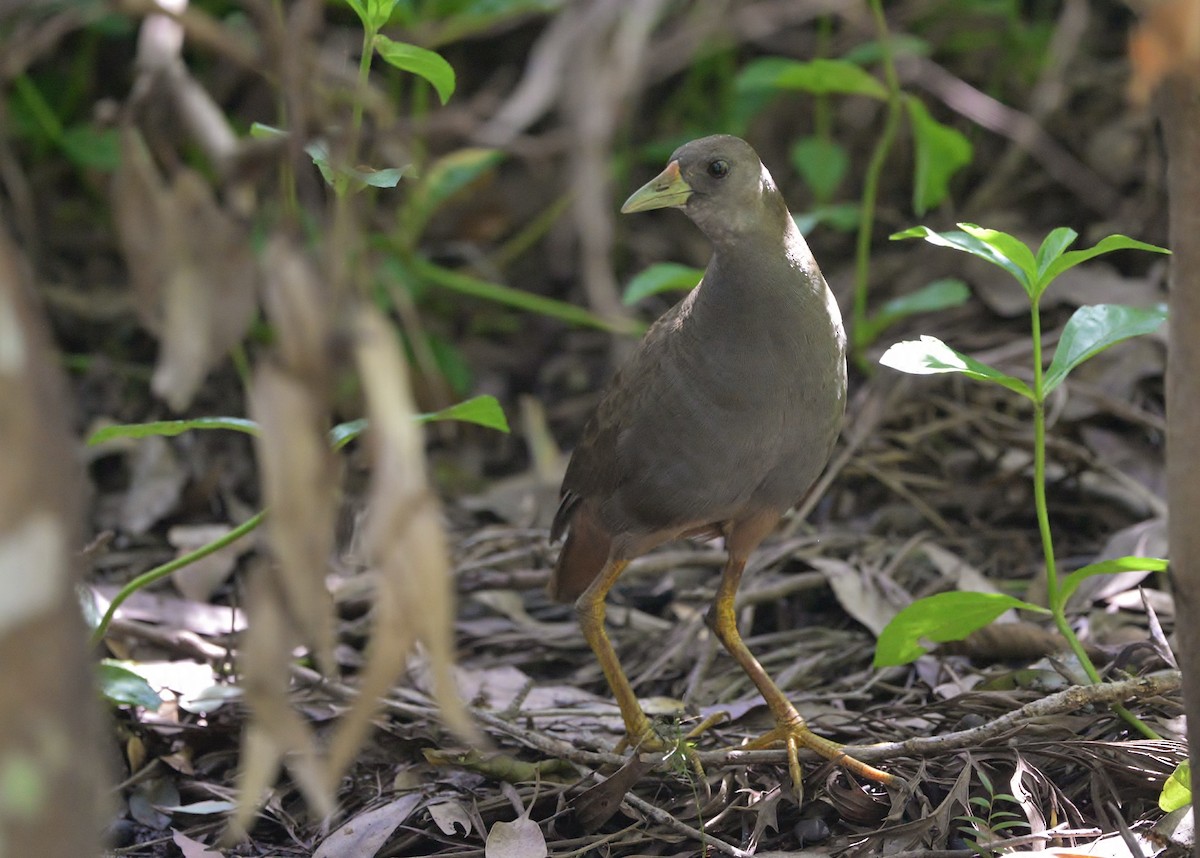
<box><xmin>1129</xmin><ymin>0</ymin><xmax>1200</xmax><ymax>104</ymax></box>
<box><xmin>324</xmin><ymin>308</ymin><xmax>477</xmax><ymax>780</ymax></box>
<box><xmin>249</xmin><ymin>364</ymin><xmax>338</xmax><ymax>675</ymax></box>
<box><xmin>261</xmin><ymin>236</ymin><xmax>333</xmax><ymax>388</ymax></box>
<box><xmin>233</xmin><ymin>570</ymin><xmax>333</xmax><ymax>835</ymax></box>
<box><xmin>111</xmin><ymin>127</ymin><xmax>257</xmax><ymax>412</ymax></box>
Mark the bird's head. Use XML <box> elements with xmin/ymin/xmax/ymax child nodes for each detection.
<box><xmin>621</xmin><ymin>135</ymin><xmax>784</xmax><ymax>244</ymax></box>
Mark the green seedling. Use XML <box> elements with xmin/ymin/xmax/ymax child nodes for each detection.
<box><xmin>875</xmin><ymin>223</ymin><xmax>1169</xmax><ymax>739</ymax></box>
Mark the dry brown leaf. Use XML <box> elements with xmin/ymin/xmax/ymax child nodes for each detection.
<box><xmin>249</xmin><ymin>364</ymin><xmax>338</xmax><ymax>674</ymax></box>
<box><xmin>118</xmin><ymin>433</ymin><xmax>187</xmax><ymax>534</ymax></box>
<box><xmin>111</xmin><ymin>127</ymin><xmax>256</xmax><ymax>412</ymax></box>
<box><xmin>323</xmin><ymin>307</ymin><xmax>476</xmax><ymax>781</ymax></box>
<box><xmin>311</xmin><ymin>793</ymin><xmax>423</xmax><ymax>858</ymax></box>
<box><xmin>233</xmin><ymin>572</ymin><xmax>333</xmax><ymax>834</ymax></box>
<box><xmin>261</xmin><ymin>236</ymin><xmax>333</xmax><ymax>388</ymax></box>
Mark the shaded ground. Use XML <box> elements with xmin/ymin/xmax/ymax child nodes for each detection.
<box><xmin>2</xmin><ymin>0</ymin><xmax>1186</xmax><ymax>855</ymax></box>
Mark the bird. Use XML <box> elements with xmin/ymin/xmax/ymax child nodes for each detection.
<box><xmin>549</xmin><ymin>134</ymin><xmax>896</xmax><ymax>788</ymax></box>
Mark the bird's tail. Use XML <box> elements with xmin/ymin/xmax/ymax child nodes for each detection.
<box><xmin>547</xmin><ymin>503</ymin><xmax>611</xmax><ymax>603</ymax></box>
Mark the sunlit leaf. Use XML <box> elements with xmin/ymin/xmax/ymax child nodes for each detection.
<box><xmin>1034</xmin><ymin>227</ymin><xmax>1078</xmax><ymax>281</ymax></box>
<box><xmin>249</xmin><ymin>122</ymin><xmax>287</xmax><ymax>140</ymax></box>
<box><xmin>1058</xmin><ymin>555</ymin><xmax>1168</xmax><ymax>610</ymax></box>
<box><xmin>329</xmin><ymin>395</ymin><xmax>510</xmax><ymax>449</ymax></box>
<box><xmin>857</xmin><ymin>278</ymin><xmax>970</xmax><ymax>345</ymax></box>
<box><xmin>423</xmin><ymin>394</ymin><xmax>510</xmax><ymax>432</ymax></box>
<box><xmin>373</xmin><ymin>35</ymin><xmax>456</xmax><ymax>104</ymax></box>
<box><xmin>891</xmin><ymin>225</ymin><xmax>1033</xmax><ymax>293</ymax></box>
<box><xmin>88</xmin><ymin>417</ymin><xmax>261</xmax><ymax>445</ymax></box>
<box><xmin>735</xmin><ymin>57</ymin><xmax>887</xmax><ymax>99</ymax></box>
<box><xmin>905</xmin><ymin>97</ymin><xmax>972</xmax><ymax>215</ymax></box>
<box><xmin>1044</xmin><ymin>304</ymin><xmax>1168</xmax><ymax>394</ymax></box>
<box><xmin>874</xmin><ymin>592</ymin><xmax>1047</xmax><ymax>667</ymax></box>
<box><xmin>958</xmin><ymin>224</ymin><xmax>1039</xmax><ymax>296</ymax></box>
<box><xmin>1160</xmin><ymin>762</ymin><xmax>1191</xmax><ymax>812</ymax></box>
<box><xmin>622</xmin><ymin>263</ymin><xmax>702</xmax><ymax>304</ymax></box>
<box><xmin>879</xmin><ymin>335</ymin><xmax>1033</xmax><ymax>399</ymax></box>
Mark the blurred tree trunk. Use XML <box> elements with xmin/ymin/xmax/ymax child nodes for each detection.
<box><xmin>1161</xmin><ymin>74</ymin><xmax>1200</xmax><ymax>836</ymax></box>
<box><xmin>0</xmin><ymin>227</ymin><xmax>103</xmax><ymax>855</ymax></box>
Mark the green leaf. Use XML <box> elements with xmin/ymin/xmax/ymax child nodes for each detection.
<box><xmin>879</xmin><ymin>335</ymin><xmax>1033</xmax><ymax>399</ymax></box>
<box><xmin>373</xmin><ymin>35</ymin><xmax>456</xmax><ymax>104</ymax></box>
<box><xmin>343</xmin><ymin>0</ymin><xmax>369</xmax><ymax>27</ymax></box>
<box><xmin>735</xmin><ymin>57</ymin><xmax>887</xmax><ymax>99</ymax></box>
<box><xmin>874</xmin><ymin>591</ymin><xmax>1048</xmax><ymax>667</ymax></box>
<box><xmin>249</xmin><ymin>122</ymin><xmax>287</xmax><ymax>140</ymax></box>
<box><xmin>891</xmin><ymin>225</ymin><xmax>1033</xmax><ymax>293</ymax></box>
<box><xmin>1039</xmin><ymin>233</ymin><xmax>1171</xmax><ymax>290</ymax></box>
<box><xmin>402</xmin><ymin>148</ymin><xmax>503</xmax><ymax>237</ymax></box>
<box><xmin>365</xmin><ymin>0</ymin><xmax>399</xmax><ymax>29</ymax></box>
<box><xmin>304</xmin><ymin>139</ymin><xmax>411</xmax><ymax>191</ymax></box>
<box><xmin>87</xmin><ymin>417</ymin><xmax>261</xmax><ymax>446</ymax></box>
<box><xmin>422</xmin><ymin>394</ymin><xmax>510</xmax><ymax>432</ymax></box>
<box><xmin>622</xmin><ymin>263</ymin><xmax>703</xmax><ymax>305</ymax></box>
<box><xmin>857</xmin><ymin>278</ymin><xmax>970</xmax><ymax>345</ymax></box>
<box><xmin>329</xmin><ymin>395</ymin><xmax>510</xmax><ymax>449</ymax></box>
<box><xmin>1160</xmin><ymin>761</ymin><xmax>1191</xmax><ymax>812</ymax></box>
<box><xmin>97</xmin><ymin>660</ymin><xmax>163</xmax><ymax>710</ymax></box>
<box><xmin>958</xmin><ymin>224</ymin><xmax>1039</xmax><ymax>297</ymax></box>
<box><xmin>905</xmin><ymin>97</ymin><xmax>972</xmax><ymax>215</ymax></box>
<box><xmin>61</xmin><ymin>125</ymin><xmax>120</xmax><ymax>171</ymax></box>
<box><xmin>330</xmin><ymin>419</ymin><xmax>368</xmax><ymax>450</ymax></box>
<box><xmin>1044</xmin><ymin>304</ymin><xmax>1168</xmax><ymax>394</ymax></box>
<box><xmin>414</xmin><ymin>257</ymin><xmax>636</xmax><ymax>333</ymax></box>
<box><xmin>1033</xmin><ymin>227</ymin><xmax>1078</xmax><ymax>282</ymax></box>
<box><xmin>790</xmin><ymin>136</ymin><xmax>848</xmax><ymax>204</ymax></box>
<box><xmin>1058</xmin><ymin>555</ymin><xmax>1168</xmax><ymax>610</ymax></box>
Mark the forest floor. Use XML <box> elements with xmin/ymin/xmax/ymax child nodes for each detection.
<box><xmin>10</xmin><ymin>1</ymin><xmax>1187</xmax><ymax>855</ymax></box>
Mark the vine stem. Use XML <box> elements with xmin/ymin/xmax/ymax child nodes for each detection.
<box><xmin>89</xmin><ymin>510</ymin><xmax>267</xmax><ymax>648</ymax></box>
<box><xmin>1030</xmin><ymin>302</ymin><xmax>1159</xmax><ymax>740</ymax></box>
<box><xmin>852</xmin><ymin>0</ymin><xmax>904</xmax><ymax>364</ymax></box>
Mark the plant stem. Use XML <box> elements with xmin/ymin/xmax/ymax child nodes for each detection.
<box><xmin>1030</xmin><ymin>304</ymin><xmax>1160</xmax><ymax>739</ymax></box>
<box><xmin>852</xmin><ymin>0</ymin><xmax>904</xmax><ymax>364</ymax></box>
<box><xmin>89</xmin><ymin>509</ymin><xmax>267</xmax><ymax>647</ymax></box>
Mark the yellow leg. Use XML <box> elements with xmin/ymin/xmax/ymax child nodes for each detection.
<box><xmin>575</xmin><ymin>559</ymin><xmax>660</xmax><ymax>750</ymax></box>
<box><xmin>707</xmin><ymin>554</ymin><xmax>899</xmax><ymax>788</ymax></box>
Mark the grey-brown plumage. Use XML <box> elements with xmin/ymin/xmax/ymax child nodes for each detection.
<box><xmin>550</xmin><ymin>135</ymin><xmax>847</xmax><ymax>601</ymax></box>
<box><xmin>548</xmin><ymin>135</ymin><xmax>897</xmax><ymax>789</ymax></box>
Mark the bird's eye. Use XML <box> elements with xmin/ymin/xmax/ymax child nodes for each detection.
<box><xmin>707</xmin><ymin>159</ymin><xmax>730</xmax><ymax>178</ymax></box>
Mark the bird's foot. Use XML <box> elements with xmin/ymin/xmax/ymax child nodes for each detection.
<box><xmin>613</xmin><ymin>711</ymin><xmax>727</xmax><ymax>792</ymax></box>
<box><xmin>743</xmin><ymin>712</ymin><xmax>900</xmax><ymax>800</ymax></box>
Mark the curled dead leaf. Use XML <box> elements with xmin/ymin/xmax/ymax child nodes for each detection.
<box><xmin>111</xmin><ymin>128</ymin><xmax>256</xmax><ymax>412</ymax></box>
<box><xmin>249</xmin><ymin>364</ymin><xmax>338</xmax><ymax>674</ymax></box>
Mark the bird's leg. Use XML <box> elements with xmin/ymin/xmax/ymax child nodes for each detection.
<box><xmin>707</xmin><ymin>545</ymin><xmax>899</xmax><ymax>789</ymax></box>
<box><xmin>574</xmin><ymin>558</ymin><xmax>660</xmax><ymax>751</ymax></box>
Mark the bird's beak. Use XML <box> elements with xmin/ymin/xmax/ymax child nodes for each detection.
<box><xmin>620</xmin><ymin>160</ymin><xmax>693</xmax><ymax>213</ymax></box>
